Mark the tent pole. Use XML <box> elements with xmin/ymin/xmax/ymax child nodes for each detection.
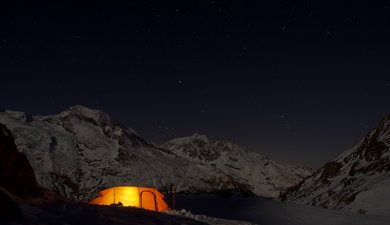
<box><xmin>113</xmin><ymin>187</ymin><xmax>116</xmax><ymax>204</ymax></box>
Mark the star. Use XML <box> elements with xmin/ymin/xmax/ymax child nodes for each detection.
<box><xmin>178</xmin><ymin>80</ymin><xmax>182</xmax><ymax>84</ymax></box>
<box><xmin>281</xmin><ymin>115</ymin><xmax>286</xmax><ymax>119</ymax></box>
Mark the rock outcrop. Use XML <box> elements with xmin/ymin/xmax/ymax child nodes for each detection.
<box><xmin>0</xmin><ymin>123</ymin><xmax>42</xmax><ymax>198</ymax></box>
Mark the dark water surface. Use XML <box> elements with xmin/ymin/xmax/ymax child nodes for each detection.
<box><xmin>176</xmin><ymin>194</ymin><xmax>287</xmax><ymax>224</ymax></box>
<box><xmin>174</xmin><ymin>194</ymin><xmax>389</xmax><ymax>225</ymax></box>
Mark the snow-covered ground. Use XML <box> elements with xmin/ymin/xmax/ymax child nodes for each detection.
<box><xmin>13</xmin><ymin>203</ymin><xmax>254</xmax><ymax>225</ymax></box>
<box><xmin>5</xmin><ymin>196</ymin><xmax>389</xmax><ymax>225</ymax></box>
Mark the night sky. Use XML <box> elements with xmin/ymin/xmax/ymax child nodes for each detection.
<box><xmin>1</xmin><ymin>1</ymin><xmax>390</xmax><ymax>167</ymax></box>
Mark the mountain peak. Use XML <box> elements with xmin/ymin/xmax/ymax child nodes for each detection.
<box><xmin>379</xmin><ymin>114</ymin><xmax>390</xmax><ymax>132</ymax></box>
<box><xmin>189</xmin><ymin>133</ymin><xmax>209</xmax><ymax>142</ymax></box>
<box><xmin>63</xmin><ymin>105</ymin><xmax>102</xmax><ymax>115</ymax></box>
<box><xmin>57</xmin><ymin>105</ymin><xmax>112</xmax><ymax>126</ymax></box>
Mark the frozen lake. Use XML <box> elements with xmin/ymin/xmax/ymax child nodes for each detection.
<box><xmin>175</xmin><ymin>194</ymin><xmax>390</xmax><ymax>225</ymax></box>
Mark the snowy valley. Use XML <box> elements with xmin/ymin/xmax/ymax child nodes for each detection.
<box><xmin>1</xmin><ymin>106</ymin><xmax>390</xmax><ymax>225</ymax></box>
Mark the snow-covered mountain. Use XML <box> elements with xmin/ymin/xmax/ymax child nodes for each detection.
<box><xmin>281</xmin><ymin>114</ymin><xmax>390</xmax><ymax>215</ymax></box>
<box><xmin>284</xmin><ymin>165</ymin><xmax>315</xmax><ymax>180</ymax></box>
<box><xmin>0</xmin><ymin>105</ymin><xmax>309</xmax><ymax>201</ymax></box>
<box><xmin>161</xmin><ymin>134</ymin><xmax>312</xmax><ymax>197</ymax></box>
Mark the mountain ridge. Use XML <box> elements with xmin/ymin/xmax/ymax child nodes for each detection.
<box><xmin>280</xmin><ymin>114</ymin><xmax>390</xmax><ymax>215</ymax></box>
<box><xmin>0</xmin><ymin>105</ymin><xmax>311</xmax><ymax>200</ymax></box>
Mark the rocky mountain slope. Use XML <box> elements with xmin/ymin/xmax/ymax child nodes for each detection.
<box><xmin>0</xmin><ymin>105</ymin><xmax>309</xmax><ymax>201</ymax></box>
<box><xmin>0</xmin><ymin>123</ymin><xmax>42</xmax><ymax>199</ymax></box>
<box><xmin>281</xmin><ymin>114</ymin><xmax>390</xmax><ymax>215</ymax></box>
<box><xmin>161</xmin><ymin>134</ymin><xmax>311</xmax><ymax>197</ymax></box>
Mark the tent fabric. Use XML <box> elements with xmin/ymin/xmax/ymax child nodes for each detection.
<box><xmin>89</xmin><ymin>186</ymin><xmax>168</xmax><ymax>211</ymax></box>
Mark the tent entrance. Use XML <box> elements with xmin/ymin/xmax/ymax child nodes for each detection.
<box><xmin>140</xmin><ymin>190</ymin><xmax>157</xmax><ymax>211</ymax></box>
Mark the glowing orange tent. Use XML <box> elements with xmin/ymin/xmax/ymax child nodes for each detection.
<box><xmin>89</xmin><ymin>186</ymin><xmax>168</xmax><ymax>211</ymax></box>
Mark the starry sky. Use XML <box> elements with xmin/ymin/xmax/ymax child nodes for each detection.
<box><xmin>1</xmin><ymin>1</ymin><xmax>390</xmax><ymax>167</ymax></box>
